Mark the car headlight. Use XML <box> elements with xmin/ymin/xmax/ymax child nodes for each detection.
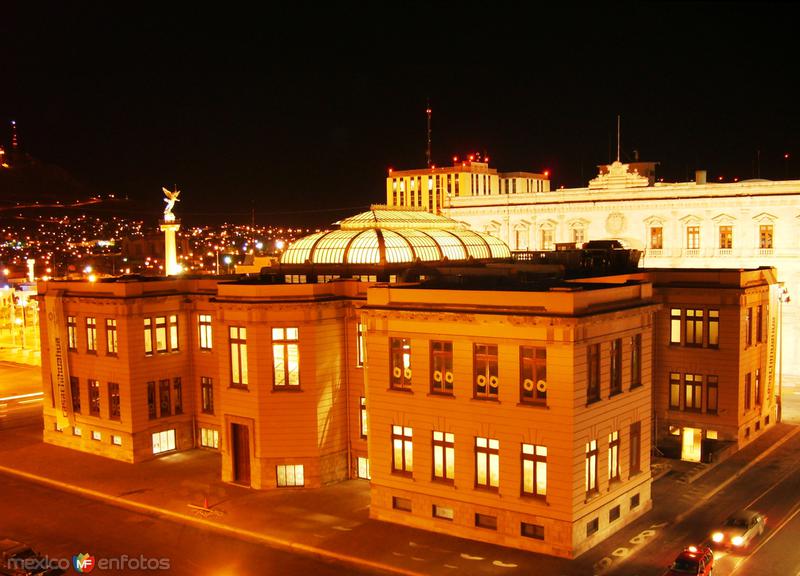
<box><xmin>732</xmin><ymin>536</ymin><xmax>744</xmax><ymax>547</ymax></box>
<box><xmin>712</xmin><ymin>532</ymin><xmax>724</xmax><ymax>543</ymax></box>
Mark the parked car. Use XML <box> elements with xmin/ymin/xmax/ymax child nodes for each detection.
<box><xmin>0</xmin><ymin>539</ymin><xmax>64</xmax><ymax>576</ymax></box>
<box><xmin>663</xmin><ymin>545</ymin><xmax>714</xmax><ymax>575</ymax></box>
<box><xmin>711</xmin><ymin>509</ymin><xmax>767</xmax><ymax>549</ymax></box>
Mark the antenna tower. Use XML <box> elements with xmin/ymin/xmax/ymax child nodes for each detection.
<box><xmin>426</xmin><ymin>102</ymin><xmax>432</xmax><ymax>168</ymax></box>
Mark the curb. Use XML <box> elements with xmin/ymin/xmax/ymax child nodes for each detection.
<box><xmin>0</xmin><ymin>465</ymin><xmax>424</xmax><ymax>576</ymax></box>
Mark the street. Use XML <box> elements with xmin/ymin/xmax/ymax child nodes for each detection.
<box><xmin>0</xmin><ymin>361</ymin><xmax>43</xmax><ymax>430</ymax></box>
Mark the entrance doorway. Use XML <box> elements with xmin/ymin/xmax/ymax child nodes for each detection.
<box><xmin>231</xmin><ymin>423</ymin><xmax>251</xmax><ymax>486</ymax></box>
<box><xmin>681</xmin><ymin>427</ymin><xmax>702</xmax><ymax>462</ymax></box>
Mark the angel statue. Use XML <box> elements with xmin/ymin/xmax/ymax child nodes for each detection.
<box><xmin>162</xmin><ymin>187</ymin><xmax>181</xmax><ymax>222</ymax></box>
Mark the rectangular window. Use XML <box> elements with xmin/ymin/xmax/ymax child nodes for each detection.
<box><xmin>390</xmin><ymin>337</ymin><xmax>412</xmax><ymax>390</ymax></box>
<box><xmin>670</xmin><ymin>308</ymin><xmax>682</xmax><ymax>344</ymax></box>
<box><xmin>755</xmin><ymin>368</ymin><xmax>761</xmax><ymax>405</ymax></box>
<box><xmin>475</xmin><ymin>513</ymin><xmax>497</xmax><ymax>530</ymax></box>
<box><xmin>669</xmin><ymin>372</ymin><xmax>681</xmax><ymax>409</ymax></box>
<box><xmin>144</xmin><ymin>318</ymin><xmax>153</xmax><ymax>356</ymax></box>
<box><xmin>685</xmin><ymin>309</ymin><xmax>703</xmax><ymax>346</ymax></box>
<box><xmin>73</xmin><ymin>426</ymin><xmax>82</xmax><ymax>437</ymax></box>
<box><xmin>91</xmin><ymin>430</ymin><xmax>101</xmax><ymax>441</ymax></box>
<box><xmin>229</xmin><ymin>326</ymin><xmax>248</xmax><ymax>387</ymax></box>
<box><xmin>685</xmin><ymin>374</ymin><xmax>702</xmax><ymax>411</ymax></box>
<box><xmin>608</xmin><ymin>431</ymin><xmax>620</xmax><ymax>481</ymax></box>
<box><xmin>151</xmin><ymin>429</ymin><xmax>176</xmax><ymax>454</ymax></box>
<box><xmin>67</xmin><ymin>316</ymin><xmax>78</xmax><ymax>350</ymax></box>
<box><xmin>359</xmin><ymin>396</ymin><xmax>368</xmax><ymax>438</ymax></box>
<box><xmin>105</xmin><ymin>319</ymin><xmax>117</xmax><ymax>355</ymax></box>
<box><xmin>760</xmin><ymin>224</ymin><xmax>774</xmax><ymax>249</ymax></box>
<box><xmin>610</xmin><ymin>505</ymin><xmax>621</xmax><ymax>522</ymax></box>
<box><xmin>520</xmin><ymin>346</ymin><xmax>546</xmax><ymax>404</ymax></box>
<box><xmin>272</xmin><ymin>327</ymin><xmax>300</xmax><ymax>387</ymax></box>
<box><xmin>430</xmin><ymin>341</ymin><xmax>454</xmax><ymax>394</ymax></box>
<box><xmin>585</xmin><ymin>439</ymin><xmax>598</xmax><ymax>494</ymax></box>
<box><xmin>433</xmin><ymin>505</ymin><xmax>454</xmax><ymax>521</ymax></box>
<box><xmin>356</xmin><ymin>323</ymin><xmax>365</xmax><ymax>367</ymax></box>
<box><xmin>432</xmin><ymin>431</ymin><xmax>455</xmax><ymax>482</ymax></box>
<box><xmin>88</xmin><ymin>379</ymin><xmax>100</xmax><ymax>417</ymax></box>
<box><xmin>541</xmin><ymin>228</ymin><xmax>554</xmax><ymax>251</ymax></box>
<box><xmin>200</xmin><ymin>428</ymin><xmax>219</xmax><ymax>449</ymax></box>
<box><xmin>630</xmin><ymin>421</ymin><xmax>641</xmax><ymax>475</ymax></box>
<box><xmin>392</xmin><ymin>497</ymin><xmax>412</xmax><ymax>512</ymax></box>
<box><xmin>199</xmin><ymin>314</ymin><xmax>213</xmax><ymax>350</ymax></box>
<box><xmin>746</xmin><ymin>308</ymin><xmax>753</xmax><ymax>347</ymax></box>
<box><xmin>719</xmin><ymin>225</ymin><xmax>733</xmax><ymax>249</ymax></box>
<box><xmin>111</xmin><ymin>435</ymin><xmax>122</xmax><ymax>446</ymax></box>
<box><xmin>686</xmin><ymin>225</ymin><xmax>700</xmax><ymax>249</ymax></box>
<box><xmin>475</xmin><ymin>437</ymin><xmax>500</xmax><ymax>490</ymax></box>
<box><xmin>169</xmin><ymin>314</ymin><xmax>179</xmax><ymax>351</ymax></box>
<box><xmin>610</xmin><ymin>339</ymin><xmax>622</xmax><ymax>395</ymax></box>
<box><xmin>474</xmin><ymin>344</ymin><xmax>499</xmax><ymax>399</ymax></box>
<box><xmin>201</xmin><ymin>377</ymin><xmax>214</xmax><ymax>414</ymax></box>
<box><xmin>707</xmin><ymin>375</ymin><xmax>719</xmax><ymax>414</ymax></box>
<box><xmin>521</xmin><ymin>522</ymin><xmax>545</xmax><ymax>540</ymax></box>
<box><xmin>756</xmin><ymin>305</ymin><xmax>763</xmax><ymax>344</ymax></box>
<box><xmin>159</xmin><ymin>379</ymin><xmax>171</xmax><ymax>417</ymax></box>
<box><xmin>650</xmin><ymin>226</ymin><xmax>663</xmax><ymax>249</ymax></box>
<box><xmin>147</xmin><ymin>381</ymin><xmax>156</xmax><ymax>419</ymax></box>
<box><xmin>392</xmin><ymin>425</ymin><xmax>413</xmax><ymax>475</ymax></box>
<box><xmin>744</xmin><ymin>373</ymin><xmax>752</xmax><ymax>411</ymax></box>
<box><xmin>276</xmin><ymin>464</ymin><xmax>304</xmax><ymax>487</ymax></box>
<box><xmin>173</xmin><ymin>377</ymin><xmax>183</xmax><ymax>415</ymax></box>
<box><xmin>587</xmin><ymin>518</ymin><xmax>599</xmax><ymax>536</ymax></box>
<box><xmin>70</xmin><ymin>376</ymin><xmax>81</xmax><ymax>413</ymax></box>
<box><xmin>108</xmin><ymin>382</ymin><xmax>120</xmax><ymax>420</ymax></box>
<box><xmin>155</xmin><ymin>316</ymin><xmax>167</xmax><ymax>353</ymax></box>
<box><xmin>587</xmin><ymin>343</ymin><xmax>600</xmax><ymax>403</ymax></box>
<box><xmin>357</xmin><ymin>457</ymin><xmax>370</xmax><ymax>480</ymax></box>
<box><xmin>86</xmin><ymin>317</ymin><xmax>97</xmax><ymax>353</ymax></box>
<box><xmin>631</xmin><ymin>493</ymin><xmax>640</xmax><ymax>509</ymax></box>
<box><xmin>521</xmin><ymin>443</ymin><xmax>547</xmax><ymax>498</ymax></box>
<box><xmin>630</xmin><ymin>334</ymin><xmax>642</xmax><ymax>389</ymax></box>
<box><xmin>708</xmin><ymin>310</ymin><xmax>720</xmax><ymax>348</ymax></box>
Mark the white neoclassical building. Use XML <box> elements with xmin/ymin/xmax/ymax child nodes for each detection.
<box><xmin>386</xmin><ymin>160</ymin><xmax>800</xmax><ymax>376</ymax></box>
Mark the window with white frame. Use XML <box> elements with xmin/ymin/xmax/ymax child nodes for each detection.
<box><xmin>277</xmin><ymin>464</ymin><xmax>304</xmax><ymax>487</ymax></box>
<box><xmin>200</xmin><ymin>428</ymin><xmax>219</xmax><ymax>449</ymax></box>
<box><xmin>152</xmin><ymin>429</ymin><xmax>176</xmax><ymax>454</ymax></box>
<box><xmin>199</xmin><ymin>314</ymin><xmax>213</xmax><ymax>350</ymax></box>
<box><xmin>272</xmin><ymin>327</ymin><xmax>300</xmax><ymax>387</ymax></box>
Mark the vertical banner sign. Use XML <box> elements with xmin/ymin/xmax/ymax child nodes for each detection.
<box><xmin>45</xmin><ymin>291</ymin><xmax>73</xmax><ymax>429</ymax></box>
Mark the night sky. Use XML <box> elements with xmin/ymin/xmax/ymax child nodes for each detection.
<box><xmin>1</xmin><ymin>2</ymin><xmax>798</xmax><ymax>227</ymax></box>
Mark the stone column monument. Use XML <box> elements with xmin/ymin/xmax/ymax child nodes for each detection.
<box><xmin>160</xmin><ymin>187</ymin><xmax>181</xmax><ymax>276</ymax></box>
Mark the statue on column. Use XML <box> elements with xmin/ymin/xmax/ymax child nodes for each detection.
<box><xmin>162</xmin><ymin>187</ymin><xmax>181</xmax><ymax>222</ymax></box>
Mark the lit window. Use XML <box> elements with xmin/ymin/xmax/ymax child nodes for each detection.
<box><xmin>585</xmin><ymin>439</ymin><xmax>598</xmax><ymax>494</ymax></box>
<box><xmin>520</xmin><ymin>346</ymin><xmax>546</xmax><ymax>404</ymax></box>
<box><xmin>521</xmin><ymin>443</ymin><xmax>547</xmax><ymax>498</ymax></box>
<box><xmin>152</xmin><ymin>429</ymin><xmax>176</xmax><ymax>454</ymax></box>
<box><xmin>200</xmin><ymin>428</ymin><xmax>219</xmax><ymax>449</ymax></box>
<box><xmin>433</xmin><ymin>505</ymin><xmax>454</xmax><ymax>520</ymax></box>
<box><xmin>754</xmin><ymin>369</ymin><xmax>761</xmax><ymax>406</ymax></box>
<box><xmin>392</xmin><ymin>425</ymin><xmax>413</xmax><ymax>475</ymax></box>
<box><xmin>272</xmin><ymin>327</ymin><xmax>300</xmax><ymax>387</ymax></box>
<box><xmin>144</xmin><ymin>318</ymin><xmax>153</xmax><ymax>356</ymax></box>
<box><xmin>760</xmin><ymin>224</ymin><xmax>773</xmax><ymax>249</ymax></box>
<box><xmin>669</xmin><ymin>372</ymin><xmax>681</xmax><ymax>409</ymax></box>
<box><xmin>111</xmin><ymin>435</ymin><xmax>122</xmax><ymax>446</ymax></box>
<box><xmin>356</xmin><ymin>323</ymin><xmax>365</xmax><ymax>367</ymax></box>
<box><xmin>105</xmin><ymin>318</ymin><xmax>117</xmax><ymax>355</ymax></box>
<box><xmin>73</xmin><ymin>426</ymin><xmax>82</xmax><ymax>437</ymax></box>
<box><xmin>708</xmin><ymin>310</ymin><xmax>720</xmax><ymax>348</ymax></box>
<box><xmin>719</xmin><ymin>225</ymin><xmax>733</xmax><ymax>249</ymax></box>
<box><xmin>608</xmin><ymin>431</ymin><xmax>620</xmax><ymax>481</ymax></box>
<box><xmin>685</xmin><ymin>309</ymin><xmax>703</xmax><ymax>346</ymax></box>
<box><xmin>541</xmin><ymin>228</ymin><xmax>554</xmax><ymax>251</ymax></box>
<box><xmin>430</xmin><ymin>341</ymin><xmax>454</xmax><ymax>395</ymax></box>
<box><xmin>199</xmin><ymin>314</ymin><xmax>213</xmax><ymax>350</ymax></box>
<box><xmin>686</xmin><ymin>225</ymin><xmax>700</xmax><ymax>249</ymax></box>
<box><xmin>229</xmin><ymin>326</ymin><xmax>248</xmax><ymax>387</ymax></box>
<box><xmin>276</xmin><ymin>464</ymin><xmax>305</xmax><ymax>487</ymax></box>
<box><xmin>169</xmin><ymin>314</ymin><xmax>179</xmax><ymax>351</ymax></box>
<box><xmin>474</xmin><ymin>344</ymin><xmax>499</xmax><ymax>399</ymax></box>
<box><xmin>91</xmin><ymin>430</ymin><xmax>101</xmax><ymax>441</ymax></box>
<box><xmin>359</xmin><ymin>396</ymin><xmax>367</xmax><ymax>438</ymax></box>
<box><xmin>155</xmin><ymin>316</ymin><xmax>167</xmax><ymax>353</ymax></box>
<box><xmin>685</xmin><ymin>374</ymin><xmax>702</xmax><ymax>411</ymax></box>
<box><xmin>86</xmin><ymin>317</ymin><xmax>97</xmax><ymax>353</ymax></box>
<box><xmin>650</xmin><ymin>226</ymin><xmax>663</xmax><ymax>250</ymax></box>
<box><xmin>390</xmin><ymin>338</ymin><xmax>411</xmax><ymax>390</ymax></box>
<box><xmin>670</xmin><ymin>308</ymin><xmax>682</xmax><ymax>344</ymax></box>
<box><xmin>357</xmin><ymin>457</ymin><xmax>370</xmax><ymax>479</ymax></box>
<box><xmin>432</xmin><ymin>431</ymin><xmax>455</xmax><ymax>482</ymax></box>
<box><xmin>67</xmin><ymin>316</ymin><xmax>78</xmax><ymax>350</ymax></box>
<box><xmin>475</xmin><ymin>436</ymin><xmax>500</xmax><ymax>490</ymax></box>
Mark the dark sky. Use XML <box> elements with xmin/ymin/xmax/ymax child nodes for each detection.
<box><xmin>1</xmin><ymin>2</ymin><xmax>798</xmax><ymax>227</ymax></box>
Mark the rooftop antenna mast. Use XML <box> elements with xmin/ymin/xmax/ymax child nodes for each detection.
<box><xmin>426</xmin><ymin>101</ymin><xmax>432</xmax><ymax>168</ymax></box>
<box><xmin>616</xmin><ymin>114</ymin><xmax>621</xmax><ymax>162</ymax></box>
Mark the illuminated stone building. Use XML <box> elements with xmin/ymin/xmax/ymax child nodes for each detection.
<box><xmin>36</xmin><ymin>207</ymin><xmax>778</xmax><ymax>557</ymax></box>
<box><xmin>385</xmin><ymin>158</ymin><xmax>799</xmax><ymax>377</ymax></box>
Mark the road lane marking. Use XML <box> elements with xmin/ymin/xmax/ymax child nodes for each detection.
<box><xmin>0</xmin><ymin>391</ymin><xmax>42</xmax><ymax>401</ymax></box>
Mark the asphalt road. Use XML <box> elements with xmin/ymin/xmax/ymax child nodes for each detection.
<box><xmin>606</xmin><ymin>426</ymin><xmax>800</xmax><ymax>576</ymax></box>
<box><xmin>0</xmin><ymin>473</ymin><xmax>373</xmax><ymax>576</ymax></box>
<box><xmin>0</xmin><ymin>361</ymin><xmax>43</xmax><ymax>430</ymax></box>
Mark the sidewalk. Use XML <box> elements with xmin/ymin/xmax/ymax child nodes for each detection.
<box><xmin>0</xmin><ymin>421</ymin><xmax>797</xmax><ymax>576</ymax></box>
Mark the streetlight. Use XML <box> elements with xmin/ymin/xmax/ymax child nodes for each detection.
<box><xmin>224</xmin><ymin>255</ymin><xmax>232</xmax><ymax>274</ymax></box>
<box><xmin>778</xmin><ymin>285</ymin><xmax>791</xmax><ymax>423</ymax></box>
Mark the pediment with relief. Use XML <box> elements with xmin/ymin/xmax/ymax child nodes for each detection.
<box><xmin>588</xmin><ymin>161</ymin><xmax>649</xmax><ymax>190</ymax></box>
